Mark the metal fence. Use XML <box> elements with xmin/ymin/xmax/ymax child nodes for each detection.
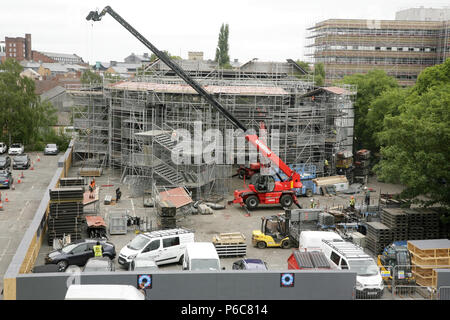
<box><xmin>353</xmin><ymin>264</ymin><xmax>450</xmax><ymax>300</ymax></box>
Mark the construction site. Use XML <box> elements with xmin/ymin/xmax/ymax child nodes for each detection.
<box><xmin>2</xmin><ymin>6</ymin><xmax>450</xmax><ymax>303</ymax></box>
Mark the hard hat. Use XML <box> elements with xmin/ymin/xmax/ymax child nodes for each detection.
<box><xmin>351</xmin><ymin>196</ymin><xmax>354</xmax><ymax>199</ymax></box>
<box><xmin>311</xmin><ymin>198</ymin><xmax>314</xmax><ymax>202</ymax></box>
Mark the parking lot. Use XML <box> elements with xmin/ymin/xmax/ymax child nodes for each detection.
<box><xmin>0</xmin><ymin>152</ymin><xmax>60</xmax><ymax>298</ymax></box>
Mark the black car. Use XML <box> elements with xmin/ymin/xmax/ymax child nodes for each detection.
<box><xmin>12</xmin><ymin>154</ymin><xmax>30</xmax><ymax>170</ymax></box>
<box><xmin>232</xmin><ymin>259</ymin><xmax>269</xmax><ymax>270</ymax></box>
<box><xmin>83</xmin><ymin>257</ymin><xmax>115</xmax><ymax>272</ymax></box>
<box><xmin>0</xmin><ymin>170</ymin><xmax>13</xmax><ymax>189</ymax></box>
<box><xmin>0</xmin><ymin>156</ymin><xmax>10</xmax><ymax>170</ymax></box>
<box><xmin>45</xmin><ymin>239</ymin><xmax>116</xmax><ymax>271</ymax></box>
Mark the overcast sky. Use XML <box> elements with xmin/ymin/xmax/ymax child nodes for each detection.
<box><xmin>1</xmin><ymin>0</ymin><xmax>449</xmax><ymax>64</ymax></box>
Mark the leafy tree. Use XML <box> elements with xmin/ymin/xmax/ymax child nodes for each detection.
<box><xmin>81</xmin><ymin>69</ymin><xmax>102</xmax><ymax>85</ymax></box>
<box><xmin>374</xmin><ymin>59</ymin><xmax>450</xmax><ymax>208</ymax></box>
<box><xmin>0</xmin><ymin>58</ymin><xmax>64</xmax><ymax>150</ymax></box>
<box><xmin>149</xmin><ymin>51</ymin><xmax>182</xmax><ymax>62</ymax></box>
<box><xmin>314</xmin><ymin>62</ymin><xmax>325</xmax><ymax>86</ymax></box>
<box><xmin>215</xmin><ymin>23</ymin><xmax>231</xmax><ymax>69</ymax></box>
<box><xmin>340</xmin><ymin>69</ymin><xmax>399</xmax><ymax>151</ymax></box>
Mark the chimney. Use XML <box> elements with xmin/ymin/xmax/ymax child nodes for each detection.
<box><xmin>25</xmin><ymin>34</ymin><xmax>32</xmax><ymax>60</ymax></box>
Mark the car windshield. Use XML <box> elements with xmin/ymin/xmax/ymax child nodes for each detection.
<box><xmin>14</xmin><ymin>156</ymin><xmax>27</xmax><ymax>161</ymax></box>
<box><xmin>46</xmin><ymin>144</ymin><xmax>57</xmax><ymax>148</ymax></box>
<box><xmin>61</xmin><ymin>243</ymin><xmax>78</xmax><ymax>253</ymax></box>
<box><xmin>127</xmin><ymin>235</ymin><xmax>149</xmax><ymax>250</ymax></box>
<box><xmin>191</xmin><ymin>259</ymin><xmax>220</xmax><ymax>271</ymax></box>
<box><xmin>348</xmin><ymin>259</ymin><xmax>379</xmax><ymax>276</ymax></box>
<box><xmin>11</xmin><ymin>144</ymin><xmax>21</xmax><ymax>148</ymax></box>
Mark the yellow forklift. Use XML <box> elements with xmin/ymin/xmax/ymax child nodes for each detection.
<box><xmin>377</xmin><ymin>241</ymin><xmax>415</xmax><ymax>293</ymax></box>
<box><xmin>252</xmin><ymin>214</ymin><xmax>291</xmax><ymax>249</ymax></box>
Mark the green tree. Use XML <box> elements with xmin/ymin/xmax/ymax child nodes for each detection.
<box><xmin>81</xmin><ymin>69</ymin><xmax>102</xmax><ymax>85</ymax></box>
<box><xmin>0</xmin><ymin>58</ymin><xmax>62</xmax><ymax>150</ymax></box>
<box><xmin>340</xmin><ymin>69</ymin><xmax>399</xmax><ymax>151</ymax></box>
<box><xmin>314</xmin><ymin>62</ymin><xmax>325</xmax><ymax>86</ymax></box>
<box><xmin>374</xmin><ymin>82</ymin><xmax>450</xmax><ymax>208</ymax></box>
<box><xmin>150</xmin><ymin>51</ymin><xmax>181</xmax><ymax>62</ymax></box>
<box><xmin>215</xmin><ymin>23</ymin><xmax>231</xmax><ymax>69</ymax></box>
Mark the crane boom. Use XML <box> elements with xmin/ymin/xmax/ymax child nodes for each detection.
<box><xmin>86</xmin><ymin>6</ymin><xmax>299</xmax><ymax>182</ymax></box>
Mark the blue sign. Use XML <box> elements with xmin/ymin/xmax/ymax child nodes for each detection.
<box><xmin>138</xmin><ymin>274</ymin><xmax>152</xmax><ymax>289</ymax></box>
<box><xmin>280</xmin><ymin>273</ymin><xmax>295</xmax><ymax>287</ymax></box>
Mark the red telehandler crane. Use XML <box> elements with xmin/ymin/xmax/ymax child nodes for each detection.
<box><xmin>86</xmin><ymin>6</ymin><xmax>302</xmax><ymax>210</ymax></box>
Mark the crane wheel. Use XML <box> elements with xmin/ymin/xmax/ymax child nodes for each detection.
<box><xmin>280</xmin><ymin>194</ymin><xmax>293</xmax><ymax>208</ymax></box>
<box><xmin>245</xmin><ymin>195</ymin><xmax>259</xmax><ymax>210</ymax></box>
<box><xmin>281</xmin><ymin>240</ymin><xmax>290</xmax><ymax>249</ymax></box>
<box><xmin>257</xmin><ymin>241</ymin><xmax>267</xmax><ymax>249</ymax></box>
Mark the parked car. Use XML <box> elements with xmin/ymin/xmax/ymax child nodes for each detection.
<box><xmin>129</xmin><ymin>259</ymin><xmax>159</xmax><ymax>272</ymax></box>
<box><xmin>83</xmin><ymin>257</ymin><xmax>115</xmax><ymax>272</ymax></box>
<box><xmin>232</xmin><ymin>259</ymin><xmax>269</xmax><ymax>271</ymax></box>
<box><xmin>45</xmin><ymin>239</ymin><xmax>116</xmax><ymax>271</ymax></box>
<box><xmin>44</xmin><ymin>143</ymin><xmax>59</xmax><ymax>155</ymax></box>
<box><xmin>8</xmin><ymin>143</ymin><xmax>24</xmax><ymax>155</ymax></box>
<box><xmin>0</xmin><ymin>142</ymin><xmax>7</xmax><ymax>154</ymax></box>
<box><xmin>0</xmin><ymin>156</ymin><xmax>11</xmax><ymax>170</ymax></box>
<box><xmin>12</xmin><ymin>154</ymin><xmax>31</xmax><ymax>170</ymax></box>
<box><xmin>0</xmin><ymin>170</ymin><xmax>13</xmax><ymax>189</ymax></box>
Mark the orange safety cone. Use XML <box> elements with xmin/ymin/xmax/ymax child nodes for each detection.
<box><xmin>17</xmin><ymin>178</ymin><xmax>21</xmax><ymax>184</ymax></box>
<box><xmin>30</xmin><ymin>162</ymin><xmax>34</xmax><ymax>170</ymax></box>
<box><xmin>20</xmin><ymin>171</ymin><xmax>24</xmax><ymax>179</ymax></box>
<box><xmin>5</xmin><ymin>193</ymin><xmax>8</xmax><ymax>202</ymax></box>
<box><xmin>0</xmin><ymin>200</ymin><xmax>3</xmax><ymax>211</ymax></box>
<box><xmin>37</xmin><ymin>155</ymin><xmax>40</xmax><ymax>162</ymax></box>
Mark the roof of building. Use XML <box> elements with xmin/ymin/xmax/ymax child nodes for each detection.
<box><xmin>158</xmin><ymin>187</ymin><xmax>193</xmax><ymax>208</ymax></box>
<box><xmin>40</xmin><ymin>52</ymin><xmax>82</xmax><ymax>60</ymax></box>
<box><xmin>107</xmin><ymin>81</ymin><xmax>290</xmax><ymax>96</ymax></box>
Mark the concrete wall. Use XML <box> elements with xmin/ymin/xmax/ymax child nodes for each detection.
<box><xmin>16</xmin><ymin>270</ymin><xmax>356</xmax><ymax>300</ymax></box>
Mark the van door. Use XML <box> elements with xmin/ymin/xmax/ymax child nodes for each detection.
<box><xmin>157</xmin><ymin>236</ymin><xmax>181</xmax><ymax>265</ymax></box>
<box><xmin>138</xmin><ymin>239</ymin><xmax>161</xmax><ymax>263</ymax></box>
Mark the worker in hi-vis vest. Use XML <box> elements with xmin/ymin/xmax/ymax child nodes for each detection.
<box><xmin>93</xmin><ymin>241</ymin><xmax>103</xmax><ymax>257</ymax></box>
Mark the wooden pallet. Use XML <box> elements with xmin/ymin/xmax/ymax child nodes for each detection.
<box><xmin>214</xmin><ymin>243</ymin><xmax>247</xmax><ymax>257</ymax></box>
<box><xmin>212</xmin><ymin>232</ymin><xmax>246</xmax><ymax>245</ymax></box>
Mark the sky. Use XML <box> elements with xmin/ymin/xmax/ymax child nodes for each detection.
<box><xmin>1</xmin><ymin>0</ymin><xmax>449</xmax><ymax>64</ymax></box>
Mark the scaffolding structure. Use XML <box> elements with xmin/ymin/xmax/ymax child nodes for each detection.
<box><xmin>68</xmin><ymin>61</ymin><xmax>354</xmax><ymax>200</ymax></box>
<box><xmin>306</xmin><ymin>19</ymin><xmax>450</xmax><ymax>86</ymax></box>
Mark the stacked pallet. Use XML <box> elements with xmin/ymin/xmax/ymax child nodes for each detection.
<box><xmin>212</xmin><ymin>232</ymin><xmax>247</xmax><ymax>257</ymax></box>
<box><xmin>365</xmin><ymin>221</ymin><xmax>392</xmax><ymax>255</ymax></box>
<box><xmin>319</xmin><ymin>212</ymin><xmax>335</xmax><ymax>228</ymax></box>
<box><xmin>156</xmin><ymin>201</ymin><xmax>177</xmax><ymax>229</ymax></box>
<box><xmin>336</xmin><ymin>150</ymin><xmax>353</xmax><ymax>184</ymax></box>
<box><xmin>381</xmin><ymin>208</ymin><xmax>408</xmax><ymax>241</ymax></box>
<box><xmin>408</xmin><ymin>239</ymin><xmax>450</xmax><ymax>288</ymax></box>
<box><xmin>406</xmin><ymin>209</ymin><xmax>425</xmax><ymax>240</ymax></box>
<box><xmin>353</xmin><ymin>149</ymin><xmax>370</xmax><ymax>185</ymax></box>
<box><xmin>47</xmin><ymin>187</ymin><xmax>84</xmax><ymax>245</ymax></box>
<box><xmin>421</xmin><ymin>209</ymin><xmax>440</xmax><ymax>239</ymax></box>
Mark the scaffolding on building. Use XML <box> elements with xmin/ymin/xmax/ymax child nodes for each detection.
<box><xmin>67</xmin><ymin>61</ymin><xmax>354</xmax><ymax>200</ymax></box>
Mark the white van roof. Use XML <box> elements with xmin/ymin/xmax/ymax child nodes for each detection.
<box><xmin>322</xmin><ymin>239</ymin><xmax>372</xmax><ymax>260</ymax></box>
<box><xmin>185</xmin><ymin>242</ymin><xmax>219</xmax><ymax>260</ymax></box>
<box><xmin>65</xmin><ymin>285</ymin><xmax>145</xmax><ymax>300</ymax></box>
<box><xmin>299</xmin><ymin>231</ymin><xmax>343</xmax><ymax>250</ymax></box>
<box><xmin>143</xmin><ymin>228</ymin><xmax>193</xmax><ymax>239</ymax></box>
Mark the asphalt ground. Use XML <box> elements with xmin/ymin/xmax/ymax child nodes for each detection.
<box><xmin>0</xmin><ymin>152</ymin><xmax>61</xmax><ymax>299</ymax></box>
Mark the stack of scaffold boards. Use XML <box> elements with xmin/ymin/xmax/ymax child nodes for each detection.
<box><xmin>59</xmin><ymin>177</ymin><xmax>85</xmax><ymax>187</ymax></box>
<box><xmin>212</xmin><ymin>232</ymin><xmax>247</xmax><ymax>257</ymax></box>
<box><xmin>381</xmin><ymin>208</ymin><xmax>408</xmax><ymax>241</ymax></box>
<box><xmin>47</xmin><ymin>187</ymin><xmax>84</xmax><ymax>245</ymax></box>
<box><xmin>365</xmin><ymin>221</ymin><xmax>392</xmax><ymax>255</ymax></box>
<box><xmin>407</xmin><ymin>239</ymin><xmax>450</xmax><ymax>288</ymax></box>
<box><xmin>156</xmin><ymin>201</ymin><xmax>176</xmax><ymax>229</ymax></box>
<box><xmin>78</xmin><ymin>167</ymin><xmax>103</xmax><ymax>177</ymax></box>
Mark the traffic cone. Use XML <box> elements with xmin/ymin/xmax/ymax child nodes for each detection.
<box><xmin>30</xmin><ymin>162</ymin><xmax>34</xmax><ymax>170</ymax></box>
<box><xmin>17</xmin><ymin>178</ymin><xmax>21</xmax><ymax>184</ymax></box>
<box><xmin>0</xmin><ymin>200</ymin><xmax>3</xmax><ymax>211</ymax></box>
<box><xmin>37</xmin><ymin>155</ymin><xmax>40</xmax><ymax>162</ymax></box>
<box><xmin>20</xmin><ymin>171</ymin><xmax>24</xmax><ymax>179</ymax></box>
<box><xmin>5</xmin><ymin>193</ymin><xmax>8</xmax><ymax>202</ymax></box>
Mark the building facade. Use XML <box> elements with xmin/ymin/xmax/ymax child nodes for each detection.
<box><xmin>4</xmin><ymin>33</ymin><xmax>32</xmax><ymax>61</ymax></box>
<box><xmin>307</xmin><ymin>16</ymin><xmax>450</xmax><ymax>86</ymax></box>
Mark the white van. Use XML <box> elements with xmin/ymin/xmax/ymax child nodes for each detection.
<box><xmin>298</xmin><ymin>231</ymin><xmax>343</xmax><ymax>252</ymax></box>
<box><xmin>182</xmin><ymin>242</ymin><xmax>221</xmax><ymax>271</ymax></box>
<box><xmin>320</xmin><ymin>239</ymin><xmax>384</xmax><ymax>298</ymax></box>
<box><xmin>118</xmin><ymin>228</ymin><xmax>194</xmax><ymax>268</ymax></box>
<box><xmin>65</xmin><ymin>285</ymin><xmax>145</xmax><ymax>300</ymax></box>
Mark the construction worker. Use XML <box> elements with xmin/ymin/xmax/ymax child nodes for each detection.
<box><xmin>324</xmin><ymin>159</ymin><xmax>329</xmax><ymax>175</ymax></box>
<box><xmin>89</xmin><ymin>178</ymin><xmax>96</xmax><ymax>199</ymax></box>
<box><xmin>116</xmin><ymin>187</ymin><xmax>122</xmax><ymax>203</ymax></box>
<box><xmin>310</xmin><ymin>198</ymin><xmax>316</xmax><ymax>208</ymax></box>
<box><xmin>349</xmin><ymin>196</ymin><xmax>355</xmax><ymax>210</ymax></box>
<box><xmin>93</xmin><ymin>241</ymin><xmax>103</xmax><ymax>257</ymax></box>
<box><xmin>364</xmin><ymin>187</ymin><xmax>371</xmax><ymax>206</ymax></box>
